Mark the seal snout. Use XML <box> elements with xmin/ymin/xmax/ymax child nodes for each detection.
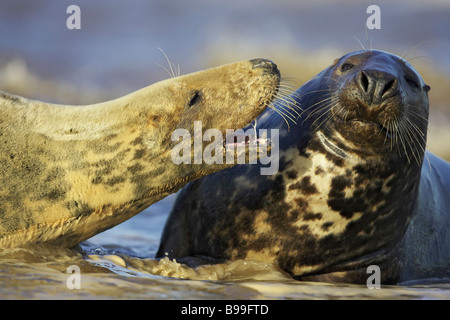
<box><xmin>250</xmin><ymin>58</ymin><xmax>280</xmax><ymax>77</ymax></box>
<box><xmin>356</xmin><ymin>69</ymin><xmax>399</xmax><ymax>106</ymax></box>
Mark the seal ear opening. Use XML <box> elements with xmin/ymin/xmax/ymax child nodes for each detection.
<box><xmin>188</xmin><ymin>90</ymin><xmax>202</xmax><ymax>107</ymax></box>
<box><xmin>424</xmin><ymin>84</ymin><xmax>431</xmax><ymax>92</ymax></box>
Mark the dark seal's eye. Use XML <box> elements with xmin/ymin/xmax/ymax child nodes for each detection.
<box><xmin>405</xmin><ymin>77</ymin><xmax>420</xmax><ymax>90</ymax></box>
<box><xmin>341</xmin><ymin>63</ymin><xmax>354</xmax><ymax>72</ymax></box>
<box><xmin>188</xmin><ymin>90</ymin><xmax>202</xmax><ymax>107</ymax></box>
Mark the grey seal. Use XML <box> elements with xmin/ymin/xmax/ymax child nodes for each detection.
<box><xmin>157</xmin><ymin>50</ymin><xmax>450</xmax><ymax>284</ymax></box>
<box><xmin>0</xmin><ymin>58</ymin><xmax>280</xmax><ymax>248</ymax></box>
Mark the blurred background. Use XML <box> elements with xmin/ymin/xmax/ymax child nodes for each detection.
<box><xmin>0</xmin><ymin>0</ymin><xmax>449</xmax><ymax>158</ymax></box>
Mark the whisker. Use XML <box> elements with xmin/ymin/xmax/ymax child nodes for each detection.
<box><xmin>275</xmin><ymin>99</ymin><xmax>300</xmax><ymax>119</ymax></box>
<box><xmin>404</xmin><ymin>114</ymin><xmax>427</xmax><ymax>138</ymax></box>
<box><xmin>269</xmin><ymin>105</ymin><xmax>291</xmax><ymax>131</ymax></box>
<box><xmin>304</xmin><ymin>101</ymin><xmax>340</xmax><ymax>125</ymax></box>
<box><xmin>280</xmin><ymin>75</ymin><xmax>299</xmax><ymax>83</ymax></box>
<box><xmin>158</xmin><ymin>47</ymin><xmax>178</xmax><ymax>78</ymax></box>
<box><xmin>299</xmin><ymin>88</ymin><xmax>337</xmax><ymax>97</ymax></box>
<box><xmin>353</xmin><ymin>35</ymin><xmax>366</xmax><ymax>52</ymax></box>
<box><xmin>269</xmin><ymin>103</ymin><xmax>297</xmax><ymax>123</ymax></box>
<box><xmin>322</xmin><ymin>76</ymin><xmax>345</xmax><ymax>87</ymax></box>
<box><xmin>156</xmin><ymin>63</ymin><xmax>175</xmax><ymax>79</ymax></box>
<box><xmin>400</xmin><ymin>41</ymin><xmax>428</xmax><ymax>61</ymax></box>
<box><xmin>315</xmin><ymin>102</ymin><xmax>342</xmax><ymax>130</ymax></box>
<box><xmin>405</xmin><ymin>56</ymin><xmax>428</xmax><ymax>63</ymax></box>
<box><xmin>401</xmin><ymin>121</ymin><xmax>421</xmax><ymax>165</ymax></box>
<box><xmin>308</xmin><ymin>98</ymin><xmax>341</xmax><ymax>130</ymax></box>
<box><xmin>302</xmin><ymin>95</ymin><xmax>337</xmax><ymax>111</ymax></box>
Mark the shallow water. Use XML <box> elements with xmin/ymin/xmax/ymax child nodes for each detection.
<box><xmin>1</xmin><ymin>195</ymin><xmax>450</xmax><ymax>300</ymax></box>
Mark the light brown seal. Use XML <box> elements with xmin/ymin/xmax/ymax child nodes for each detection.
<box><xmin>0</xmin><ymin>58</ymin><xmax>280</xmax><ymax>248</ymax></box>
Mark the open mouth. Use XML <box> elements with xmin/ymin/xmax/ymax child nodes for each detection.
<box><xmin>224</xmin><ymin>132</ymin><xmax>271</xmax><ymax>148</ymax></box>
<box><xmin>223</xmin><ymin>119</ymin><xmax>272</xmax><ymax>149</ymax></box>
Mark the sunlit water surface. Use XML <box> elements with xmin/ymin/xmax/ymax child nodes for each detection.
<box><xmin>1</xmin><ymin>195</ymin><xmax>450</xmax><ymax>300</ymax></box>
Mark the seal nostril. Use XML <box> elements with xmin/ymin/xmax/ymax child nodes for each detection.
<box><xmin>382</xmin><ymin>79</ymin><xmax>397</xmax><ymax>98</ymax></box>
<box><xmin>360</xmin><ymin>71</ymin><xmax>369</xmax><ymax>92</ymax></box>
<box><xmin>250</xmin><ymin>58</ymin><xmax>279</xmax><ymax>76</ymax></box>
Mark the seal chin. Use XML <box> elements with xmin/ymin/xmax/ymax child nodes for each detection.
<box><xmin>333</xmin><ymin>113</ymin><xmax>393</xmax><ymax>146</ymax></box>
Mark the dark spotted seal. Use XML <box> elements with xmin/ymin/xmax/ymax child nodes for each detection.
<box><xmin>157</xmin><ymin>50</ymin><xmax>450</xmax><ymax>284</ymax></box>
<box><xmin>0</xmin><ymin>58</ymin><xmax>281</xmax><ymax>248</ymax></box>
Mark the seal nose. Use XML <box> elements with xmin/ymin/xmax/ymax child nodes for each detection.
<box><xmin>357</xmin><ymin>69</ymin><xmax>399</xmax><ymax>105</ymax></box>
<box><xmin>250</xmin><ymin>58</ymin><xmax>280</xmax><ymax>76</ymax></box>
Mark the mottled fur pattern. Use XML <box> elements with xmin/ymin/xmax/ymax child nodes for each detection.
<box><xmin>0</xmin><ymin>59</ymin><xmax>280</xmax><ymax>248</ymax></box>
<box><xmin>158</xmin><ymin>50</ymin><xmax>450</xmax><ymax>284</ymax></box>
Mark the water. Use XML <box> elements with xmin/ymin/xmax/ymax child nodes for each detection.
<box><xmin>1</xmin><ymin>0</ymin><xmax>450</xmax><ymax>300</ymax></box>
<box><xmin>1</xmin><ymin>195</ymin><xmax>449</xmax><ymax>300</ymax></box>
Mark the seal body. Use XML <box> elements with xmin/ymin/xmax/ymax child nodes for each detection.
<box><xmin>0</xmin><ymin>58</ymin><xmax>280</xmax><ymax>248</ymax></box>
<box><xmin>157</xmin><ymin>50</ymin><xmax>450</xmax><ymax>284</ymax></box>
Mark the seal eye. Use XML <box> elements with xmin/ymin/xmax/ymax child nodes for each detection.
<box><xmin>405</xmin><ymin>77</ymin><xmax>420</xmax><ymax>90</ymax></box>
<box><xmin>188</xmin><ymin>91</ymin><xmax>202</xmax><ymax>107</ymax></box>
<box><xmin>341</xmin><ymin>63</ymin><xmax>354</xmax><ymax>72</ymax></box>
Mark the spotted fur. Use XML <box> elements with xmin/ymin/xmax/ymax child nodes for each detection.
<box><xmin>0</xmin><ymin>59</ymin><xmax>281</xmax><ymax>248</ymax></box>
<box><xmin>158</xmin><ymin>50</ymin><xmax>450</xmax><ymax>284</ymax></box>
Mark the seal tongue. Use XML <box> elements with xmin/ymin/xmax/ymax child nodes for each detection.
<box><xmin>224</xmin><ymin>131</ymin><xmax>271</xmax><ymax>148</ymax></box>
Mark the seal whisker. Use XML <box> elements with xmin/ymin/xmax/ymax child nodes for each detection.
<box><xmin>364</xmin><ymin>27</ymin><xmax>374</xmax><ymax>52</ymax></box>
<box><xmin>278</xmin><ymin>83</ymin><xmax>298</xmax><ymax>92</ymax></box>
<box><xmin>157</xmin><ymin>63</ymin><xmax>176</xmax><ymax>79</ymax></box>
<box><xmin>322</xmin><ymin>76</ymin><xmax>345</xmax><ymax>87</ymax></box>
<box><xmin>404</xmin><ymin>116</ymin><xmax>428</xmax><ymax>155</ymax></box>
<box><xmin>407</xmin><ymin>105</ymin><xmax>429</xmax><ymax>123</ymax></box>
<box><xmin>407</xmin><ymin>112</ymin><xmax>429</xmax><ymax>128</ymax></box>
<box><xmin>299</xmin><ymin>88</ymin><xmax>338</xmax><ymax>97</ymax></box>
<box><xmin>276</xmin><ymin>81</ymin><xmax>303</xmax><ymax>112</ymax></box>
<box><xmin>280</xmin><ymin>75</ymin><xmax>299</xmax><ymax>83</ymax></box>
<box><xmin>158</xmin><ymin>47</ymin><xmax>178</xmax><ymax>78</ymax></box>
<box><xmin>301</xmin><ymin>95</ymin><xmax>337</xmax><ymax>113</ymax></box>
<box><xmin>276</xmin><ymin>99</ymin><xmax>300</xmax><ymax>119</ymax></box>
<box><xmin>268</xmin><ymin>104</ymin><xmax>294</xmax><ymax>130</ymax></box>
<box><xmin>303</xmin><ymin>97</ymin><xmax>340</xmax><ymax>125</ymax></box>
<box><xmin>277</xmin><ymin>87</ymin><xmax>299</xmax><ymax>99</ymax></box>
<box><xmin>278</xmin><ymin>90</ymin><xmax>303</xmax><ymax>108</ymax></box>
<box><xmin>394</xmin><ymin>117</ymin><xmax>412</xmax><ymax>164</ymax></box>
<box><xmin>309</xmin><ymin>99</ymin><xmax>340</xmax><ymax>130</ymax></box>
<box><xmin>405</xmin><ymin>56</ymin><xmax>428</xmax><ymax>63</ymax></box>
<box><xmin>394</xmin><ymin>117</ymin><xmax>401</xmax><ymax>153</ymax></box>
<box><xmin>176</xmin><ymin>62</ymin><xmax>181</xmax><ymax>77</ymax></box>
<box><xmin>404</xmin><ymin>113</ymin><xmax>427</xmax><ymax>139</ymax></box>
<box><xmin>400</xmin><ymin>41</ymin><xmax>428</xmax><ymax>62</ymax></box>
<box><xmin>278</xmin><ymin>82</ymin><xmax>299</xmax><ymax>91</ymax></box>
<box><xmin>402</xmin><ymin>122</ymin><xmax>422</xmax><ymax>165</ymax></box>
<box><xmin>402</xmin><ymin>121</ymin><xmax>420</xmax><ymax>164</ymax></box>
<box><xmin>390</xmin><ymin>120</ymin><xmax>398</xmax><ymax>151</ymax></box>
<box><xmin>353</xmin><ymin>35</ymin><xmax>367</xmax><ymax>52</ymax></box>
<box><xmin>301</xmin><ymin>100</ymin><xmax>333</xmax><ymax>124</ymax></box>
<box><xmin>318</xmin><ymin>102</ymin><xmax>343</xmax><ymax>130</ymax></box>
<box><xmin>251</xmin><ymin>118</ymin><xmax>258</xmax><ymax>138</ymax></box>
<box><xmin>397</xmin><ymin>119</ymin><xmax>423</xmax><ymax>165</ymax></box>
<box><xmin>272</xmin><ymin>90</ymin><xmax>302</xmax><ymax>119</ymax></box>
<box><xmin>383</xmin><ymin>120</ymin><xmax>393</xmax><ymax>149</ymax></box>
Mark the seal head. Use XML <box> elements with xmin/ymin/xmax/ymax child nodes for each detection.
<box><xmin>0</xmin><ymin>58</ymin><xmax>280</xmax><ymax>248</ymax></box>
